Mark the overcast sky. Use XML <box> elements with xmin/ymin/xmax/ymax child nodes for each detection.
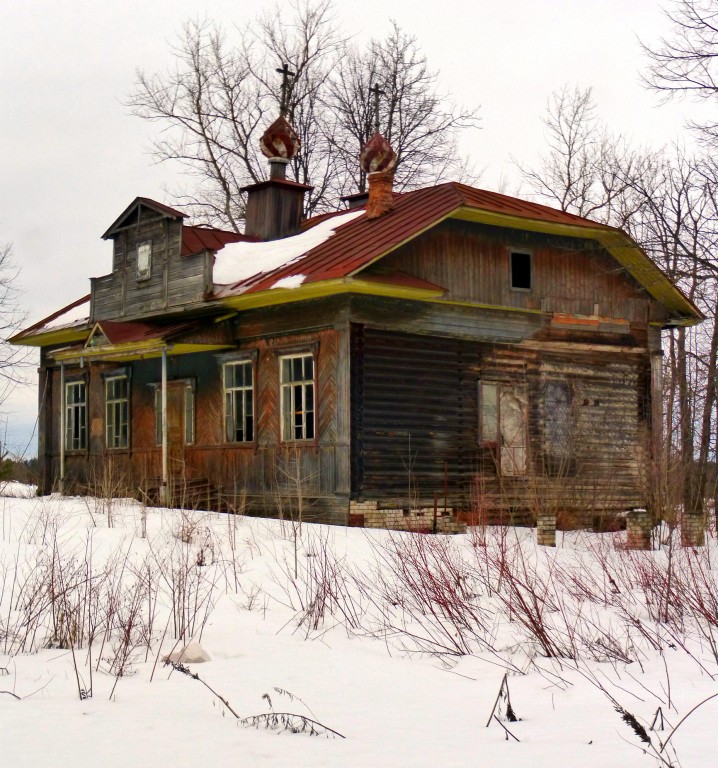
<box><xmin>0</xmin><ymin>0</ymin><xmax>708</xmax><ymax>455</ymax></box>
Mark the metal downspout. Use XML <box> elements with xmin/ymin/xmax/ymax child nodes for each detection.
<box><xmin>59</xmin><ymin>361</ymin><xmax>65</xmax><ymax>495</ymax></box>
<box><xmin>160</xmin><ymin>347</ymin><xmax>168</xmax><ymax>505</ymax></box>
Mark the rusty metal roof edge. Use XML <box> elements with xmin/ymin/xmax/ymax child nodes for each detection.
<box><xmin>10</xmin><ymin>294</ymin><xmax>92</xmax><ymax>343</ymax></box>
<box><xmin>101</xmin><ymin>196</ymin><xmax>187</xmax><ymax>240</ymax></box>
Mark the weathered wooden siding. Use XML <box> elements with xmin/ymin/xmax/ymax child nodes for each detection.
<box><xmin>351</xmin><ymin>327</ymin><xmax>650</xmax><ymax>518</ymax></box>
<box><xmin>374</xmin><ymin>220</ymin><xmax>666</xmax><ymax>325</ymax></box>
<box><xmin>42</xmin><ymin>325</ymin><xmax>351</xmax><ymax>523</ymax></box>
<box><xmin>92</xmin><ymin>212</ymin><xmax>208</xmax><ymax>321</ymax></box>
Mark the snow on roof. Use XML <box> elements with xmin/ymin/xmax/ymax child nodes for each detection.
<box><xmin>270</xmin><ymin>274</ymin><xmax>306</xmax><ymax>290</ymax></box>
<box><xmin>213</xmin><ymin>209</ymin><xmax>364</xmax><ymax>288</ymax></box>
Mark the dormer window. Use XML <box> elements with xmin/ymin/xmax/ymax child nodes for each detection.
<box><xmin>137</xmin><ymin>241</ymin><xmax>152</xmax><ymax>280</ymax></box>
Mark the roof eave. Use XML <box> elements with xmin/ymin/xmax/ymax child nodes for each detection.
<box><xmin>10</xmin><ymin>326</ymin><xmax>91</xmax><ymax>347</ymax></box>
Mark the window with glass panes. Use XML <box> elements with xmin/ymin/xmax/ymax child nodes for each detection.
<box><xmin>280</xmin><ymin>354</ymin><xmax>315</xmax><ymax>441</ymax></box>
<box><xmin>224</xmin><ymin>361</ymin><xmax>254</xmax><ymax>442</ymax></box>
<box><xmin>65</xmin><ymin>381</ymin><xmax>87</xmax><ymax>451</ymax></box>
<box><xmin>105</xmin><ymin>376</ymin><xmax>129</xmax><ymax>449</ymax></box>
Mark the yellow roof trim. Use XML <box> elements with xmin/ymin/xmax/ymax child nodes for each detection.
<box><xmin>51</xmin><ymin>340</ymin><xmax>231</xmax><ymax>364</ymax></box>
<box><xmin>12</xmin><ymin>326</ymin><xmax>91</xmax><ymax>347</ymax></box>
<box><xmin>218</xmin><ymin>277</ymin><xmax>446</xmax><ymax>311</ymax></box>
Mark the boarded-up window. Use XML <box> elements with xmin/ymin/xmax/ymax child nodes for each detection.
<box><xmin>478</xmin><ymin>381</ymin><xmax>528</xmax><ymax>475</ymax></box>
<box><xmin>137</xmin><ymin>242</ymin><xmax>152</xmax><ymax>281</ymax></box>
<box><xmin>478</xmin><ymin>381</ymin><xmax>499</xmax><ymax>444</ymax></box>
<box><xmin>543</xmin><ymin>380</ymin><xmax>574</xmax><ymax>474</ymax></box>
<box><xmin>155</xmin><ymin>382</ymin><xmax>195</xmax><ymax>446</ymax></box>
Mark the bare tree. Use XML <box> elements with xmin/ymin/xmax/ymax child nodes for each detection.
<box><xmin>328</xmin><ymin>22</ymin><xmax>480</xmax><ymax>194</ymax></box>
<box><xmin>642</xmin><ymin>0</ymin><xmax>718</xmax><ymax>142</ymax></box>
<box><xmin>642</xmin><ymin>0</ymin><xmax>718</xmax><ymax>98</ymax></box>
<box><xmin>129</xmin><ymin>2</ymin><xmax>480</xmax><ymax>230</ymax></box>
<box><xmin>516</xmin><ymin>85</ymin><xmax>645</xmax><ymax>229</ymax></box>
<box><xmin>0</xmin><ymin>243</ymin><xmax>30</xmax><ymax>456</ymax></box>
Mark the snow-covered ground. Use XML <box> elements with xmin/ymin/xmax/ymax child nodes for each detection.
<box><xmin>1</xmin><ymin>487</ymin><xmax>716</xmax><ymax>767</ymax></box>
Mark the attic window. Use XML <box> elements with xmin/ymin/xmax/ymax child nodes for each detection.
<box><xmin>137</xmin><ymin>242</ymin><xmax>152</xmax><ymax>281</ymax></box>
<box><xmin>510</xmin><ymin>251</ymin><xmax>531</xmax><ymax>290</ymax></box>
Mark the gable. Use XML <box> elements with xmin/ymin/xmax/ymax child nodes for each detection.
<box><xmin>101</xmin><ymin>197</ymin><xmax>186</xmax><ymax>240</ymax></box>
<box><xmin>369</xmin><ymin>220</ymin><xmax>665</xmax><ymax>324</ymax></box>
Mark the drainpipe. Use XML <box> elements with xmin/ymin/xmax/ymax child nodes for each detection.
<box><xmin>160</xmin><ymin>347</ymin><xmax>168</xmax><ymax>505</ymax></box>
<box><xmin>59</xmin><ymin>362</ymin><xmax>65</xmax><ymax>495</ymax></box>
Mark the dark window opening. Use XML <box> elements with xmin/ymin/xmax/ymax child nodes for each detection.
<box><xmin>511</xmin><ymin>251</ymin><xmax>531</xmax><ymax>290</ymax></box>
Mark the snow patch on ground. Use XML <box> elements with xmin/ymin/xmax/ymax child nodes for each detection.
<box><xmin>0</xmin><ymin>491</ymin><xmax>716</xmax><ymax>768</ymax></box>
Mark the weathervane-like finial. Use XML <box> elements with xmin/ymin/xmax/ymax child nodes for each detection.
<box><xmin>369</xmin><ymin>83</ymin><xmax>385</xmax><ymax>134</ymax></box>
<box><xmin>276</xmin><ymin>63</ymin><xmax>295</xmax><ymax>118</ymax></box>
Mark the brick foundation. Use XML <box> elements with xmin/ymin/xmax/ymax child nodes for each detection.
<box><xmin>536</xmin><ymin>512</ymin><xmax>556</xmax><ymax>547</ymax></box>
<box><xmin>626</xmin><ymin>508</ymin><xmax>653</xmax><ymax>550</ymax></box>
<box><xmin>681</xmin><ymin>511</ymin><xmax>706</xmax><ymax>547</ymax></box>
<box><xmin>349</xmin><ymin>500</ymin><xmax>465</xmax><ymax>534</ymax></box>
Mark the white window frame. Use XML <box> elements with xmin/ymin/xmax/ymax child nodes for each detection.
<box><xmin>65</xmin><ymin>380</ymin><xmax>87</xmax><ymax>451</ymax></box>
<box><xmin>137</xmin><ymin>241</ymin><xmax>152</xmax><ymax>281</ymax></box>
<box><xmin>223</xmin><ymin>361</ymin><xmax>254</xmax><ymax>443</ymax></box>
<box><xmin>280</xmin><ymin>353</ymin><xmax>315</xmax><ymax>442</ymax></box>
<box><xmin>105</xmin><ymin>375</ymin><xmax>129</xmax><ymax>449</ymax></box>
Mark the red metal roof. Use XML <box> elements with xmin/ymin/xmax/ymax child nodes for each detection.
<box><xmin>11</xmin><ymin>295</ymin><xmax>91</xmax><ymax>341</ymax></box>
<box><xmin>181</xmin><ymin>226</ymin><xmax>249</xmax><ymax>257</ymax></box>
<box><xmin>222</xmin><ymin>182</ymin><xmax>613</xmax><ymax>297</ymax></box>
<box><xmin>357</xmin><ymin>272</ymin><xmax>447</xmax><ymax>293</ymax></box>
<box><xmin>94</xmin><ymin>319</ymin><xmax>202</xmax><ymax>346</ymax></box>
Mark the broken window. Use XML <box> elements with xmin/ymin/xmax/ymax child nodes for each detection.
<box><xmin>280</xmin><ymin>353</ymin><xmax>315</xmax><ymax>441</ymax></box>
<box><xmin>510</xmin><ymin>251</ymin><xmax>531</xmax><ymax>290</ymax></box>
<box><xmin>106</xmin><ymin>375</ymin><xmax>129</xmax><ymax>449</ymax></box>
<box><xmin>65</xmin><ymin>380</ymin><xmax>87</xmax><ymax>451</ymax></box>
<box><xmin>224</xmin><ymin>361</ymin><xmax>254</xmax><ymax>443</ymax></box>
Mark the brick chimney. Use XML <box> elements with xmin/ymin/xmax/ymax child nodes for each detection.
<box><xmin>366</xmin><ymin>171</ymin><xmax>395</xmax><ymax>219</ymax></box>
<box><xmin>359</xmin><ymin>130</ymin><xmax>397</xmax><ymax>219</ymax></box>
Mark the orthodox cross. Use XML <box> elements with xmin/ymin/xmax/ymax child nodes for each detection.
<box><xmin>276</xmin><ymin>63</ymin><xmax>295</xmax><ymax>117</ymax></box>
<box><xmin>369</xmin><ymin>83</ymin><xmax>385</xmax><ymax>133</ymax></box>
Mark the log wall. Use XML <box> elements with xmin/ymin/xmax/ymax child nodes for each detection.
<box><xmin>351</xmin><ymin>326</ymin><xmax>650</xmax><ymax>520</ymax></box>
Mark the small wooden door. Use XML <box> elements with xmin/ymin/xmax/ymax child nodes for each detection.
<box><xmin>166</xmin><ymin>383</ymin><xmax>186</xmax><ymax>477</ymax></box>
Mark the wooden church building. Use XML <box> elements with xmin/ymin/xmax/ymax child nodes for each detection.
<box><xmin>12</xmin><ymin>108</ymin><xmax>702</xmax><ymax>533</ymax></box>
